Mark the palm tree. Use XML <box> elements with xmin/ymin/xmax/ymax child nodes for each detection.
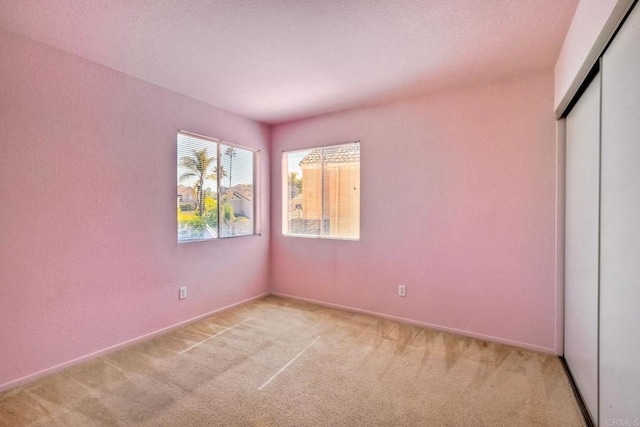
<box><xmin>215</xmin><ymin>165</ymin><xmax>228</xmax><ymax>184</ymax></box>
<box><xmin>179</xmin><ymin>148</ymin><xmax>217</xmax><ymax>217</ymax></box>
<box><xmin>224</xmin><ymin>147</ymin><xmax>237</xmax><ymax>187</ymax></box>
<box><xmin>288</xmin><ymin>172</ymin><xmax>302</xmax><ymax>197</ymax></box>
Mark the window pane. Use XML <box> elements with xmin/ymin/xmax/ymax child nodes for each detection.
<box><xmin>285</xmin><ymin>149</ymin><xmax>320</xmax><ymax>236</ymax></box>
<box><xmin>220</xmin><ymin>144</ymin><xmax>255</xmax><ymax>238</ymax></box>
<box><xmin>322</xmin><ymin>144</ymin><xmax>360</xmax><ymax>239</ymax></box>
<box><xmin>177</xmin><ymin>133</ymin><xmax>219</xmax><ymax>242</ymax></box>
<box><xmin>284</xmin><ymin>142</ymin><xmax>359</xmax><ymax>240</ymax></box>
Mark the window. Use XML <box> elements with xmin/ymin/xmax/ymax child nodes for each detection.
<box><xmin>283</xmin><ymin>142</ymin><xmax>360</xmax><ymax>240</ymax></box>
<box><xmin>177</xmin><ymin>131</ymin><xmax>257</xmax><ymax>243</ymax></box>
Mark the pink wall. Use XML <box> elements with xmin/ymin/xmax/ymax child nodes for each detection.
<box><xmin>0</xmin><ymin>29</ymin><xmax>270</xmax><ymax>390</ymax></box>
<box><xmin>270</xmin><ymin>71</ymin><xmax>559</xmax><ymax>353</ymax></box>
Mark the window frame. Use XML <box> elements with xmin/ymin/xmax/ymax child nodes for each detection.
<box><xmin>177</xmin><ymin>130</ymin><xmax>259</xmax><ymax>243</ymax></box>
<box><xmin>282</xmin><ymin>141</ymin><xmax>360</xmax><ymax>241</ymax></box>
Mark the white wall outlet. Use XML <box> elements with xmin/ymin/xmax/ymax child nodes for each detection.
<box><xmin>398</xmin><ymin>285</ymin><xmax>406</xmax><ymax>297</ymax></box>
<box><xmin>179</xmin><ymin>286</ymin><xmax>187</xmax><ymax>300</ymax></box>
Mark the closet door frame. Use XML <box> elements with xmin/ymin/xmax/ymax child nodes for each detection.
<box><xmin>563</xmin><ymin>66</ymin><xmax>601</xmax><ymax>425</ymax></box>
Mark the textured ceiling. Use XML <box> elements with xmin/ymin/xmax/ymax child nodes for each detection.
<box><xmin>0</xmin><ymin>0</ymin><xmax>578</xmax><ymax>124</ymax></box>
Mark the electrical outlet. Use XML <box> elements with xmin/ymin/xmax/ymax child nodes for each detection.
<box><xmin>398</xmin><ymin>285</ymin><xmax>406</xmax><ymax>297</ymax></box>
<box><xmin>179</xmin><ymin>286</ymin><xmax>187</xmax><ymax>300</ymax></box>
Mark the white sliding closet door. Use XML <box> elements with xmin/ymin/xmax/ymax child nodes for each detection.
<box><xmin>600</xmin><ymin>3</ymin><xmax>640</xmax><ymax>422</ymax></box>
<box><xmin>564</xmin><ymin>70</ymin><xmax>600</xmax><ymax>423</ymax></box>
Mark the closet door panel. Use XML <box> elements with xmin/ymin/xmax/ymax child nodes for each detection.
<box><xmin>600</xmin><ymin>3</ymin><xmax>640</xmax><ymax>423</ymax></box>
<box><xmin>564</xmin><ymin>71</ymin><xmax>600</xmax><ymax>423</ymax></box>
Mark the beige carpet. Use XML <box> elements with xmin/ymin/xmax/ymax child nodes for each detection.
<box><xmin>0</xmin><ymin>296</ymin><xmax>585</xmax><ymax>426</ymax></box>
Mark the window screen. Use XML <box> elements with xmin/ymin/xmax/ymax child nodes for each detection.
<box><xmin>177</xmin><ymin>131</ymin><xmax>256</xmax><ymax>243</ymax></box>
<box><xmin>283</xmin><ymin>142</ymin><xmax>360</xmax><ymax>240</ymax></box>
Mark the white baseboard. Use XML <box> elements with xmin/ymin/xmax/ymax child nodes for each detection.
<box><xmin>0</xmin><ymin>292</ymin><xmax>270</xmax><ymax>393</ymax></box>
<box><xmin>271</xmin><ymin>292</ymin><xmax>557</xmax><ymax>355</ymax></box>
<box><xmin>1</xmin><ymin>290</ymin><xmax>557</xmax><ymax>393</ymax></box>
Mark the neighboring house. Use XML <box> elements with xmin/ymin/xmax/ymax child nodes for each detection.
<box><xmin>177</xmin><ymin>185</ymin><xmax>197</xmax><ymax>212</ymax></box>
<box><xmin>177</xmin><ymin>185</ymin><xmax>196</xmax><ymax>202</ymax></box>
<box><xmin>222</xmin><ymin>184</ymin><xmax>253</xmax><ymax>218</ymax></box>
<box><xmin>298</xmin><ymin>145</ymin><xmax>360</xmax><ymax>238</ymax></box>
<box><xmin>179</xmin><ymin>183</ymin><xmax>253</xmax><ymax>218</ymax></box>
<box><xmin>289</xmin><ymin>193</ymin><xmax>303</xmax><ymax>218</ymax></box>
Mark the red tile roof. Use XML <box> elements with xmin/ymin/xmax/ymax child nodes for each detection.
<box><xmin>300</xmin><ymin>144</ymin><xmax>360</xmax><ymax>165</ymax></box>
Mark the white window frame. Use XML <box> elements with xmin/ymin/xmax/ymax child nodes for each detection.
<box><xmin>282</xmin><ymin>141</ymin><xmax>360</xmax><ymax>241</ymax></box>
<box><xmin>177</xmin><ymin>130</ymin><xmax>259</xmax><ymax>243</ymax></box>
